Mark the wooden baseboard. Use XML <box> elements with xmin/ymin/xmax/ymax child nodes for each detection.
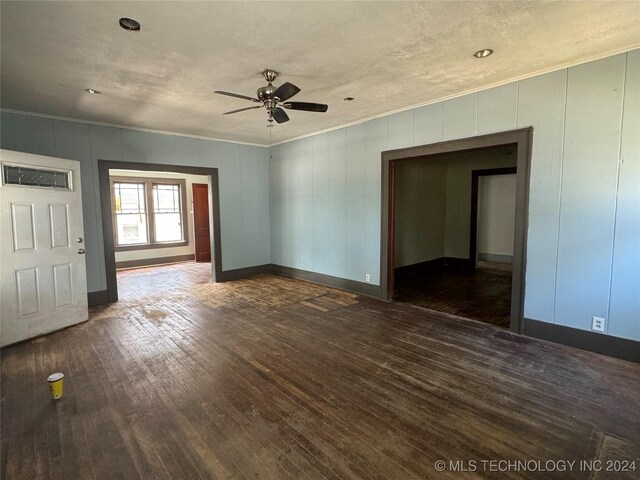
<box><xmin>115</xmin><ymin>254</ymin><xmax>195</xmax><ymax>270</ymax></box>
<box><xmin>395</xmin><ymin>257</ymin><xmax>445</xmax><ymax>275</ymax></box>
<box><xmin>218</xmin><ymin>264</ymin><xmax>272</xmax><ymax>281</ymax></box>
<box><xmin>87</xmin><ymin>290</ymin><xmax>109</xmax><ymax>307</ymax></box>
<box><xmin>443</xmin><ymin>257</ymin><xmax>474</xmax><ymax>269</ymax></box>
<box><xmin>478</xmin><ymin>253</ymin><xmax>513</xmax><ymax>263</ymax></box>
<box><xmin>219</xmin><ymin>264</ymin><xmax>382</xmax><ymax>298</ymax></box>
<box><xmin>524</xmin><ymin>318</ymin><xmax>640</xmax><ymax>363</ymax></box>
<box><xmin>270</xmin><ymin>265</ymin><xmax>382</xmax><ymax>299</ymax></box>
<box><xmin>395</xmin><ymin>257</ymin><xmax>474</xmax><ymax>276</ymax></box>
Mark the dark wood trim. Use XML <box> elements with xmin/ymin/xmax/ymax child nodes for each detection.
<box><xmin>394</xmin><ymin>257</ymin><xmax>446</xmax><ymax>276</ymax></box>
<box><xmin>381</xmin><ymin>128</ymin><xmax>533</xmax><ymax>334</ymax></box>
<box><xmin>394</xmin><ymin>256</ymin><xmax>474</xmax><ymax>277</ymax></box>
<box><xmin>87</xmin><ymin>290</ymin><xmax>109</xmax><ymax>307</ymax></box>
<box><xmin>271</xmin><ymin>265</ymin><xmax>383</xmax><ymax>299</ymax></box>
<box><xmin>386</xmin><ymin>160</ymin><xmax>396</xmax><ymax>299</ymax></box>
<box><xmin>218</xmin><ymin>264</ymin><xmax>272</xmax><ymax>282</ymax></box>
<box><xmin>98</xmin><ymin>160</ymin><xmax>223</xmax><ymax>304</ymax></box>
<box><xmin>524</xmin><ymin>318</ymin><xmax>640</xmax><ymax>364</ymax></box>
<box><xmin>442</xmin><ymin>257</ymin><xmax>474</xmax><ymax>269</ymax></box>
<box><xmin>209</xmin><ymin>170</ymin><xmax>223</xmax><ymax>283</ymax></box>
<box><xmin>478</xmin><ymin>253</ymin><xmax>513</xmax><ymax>263</ymax></box>
<box><xmin>116</xmin><ymin>254</ymin><xmax>195</xmax><ymax>270</ymax></box>
<box><xmin>470</xmin><ymin>166</ymin><xmax>517</xmax><ymax>266</ymax></box>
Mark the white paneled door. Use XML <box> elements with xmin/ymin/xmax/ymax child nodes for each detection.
<box><xmin>0</xmin><ymin>150</ymin><xmax>88</xmax><ymax>346</ymax></box>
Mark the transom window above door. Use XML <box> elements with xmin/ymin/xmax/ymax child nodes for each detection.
<box><xmin>111</xmin><ymin>177</ymin><xmax>188</xmax><ymax>250</ymax></box>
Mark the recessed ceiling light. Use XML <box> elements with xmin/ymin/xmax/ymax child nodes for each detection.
<box><xmin>85</xmin><ymin>88</ymin><xmax>101</xmax><ymax>94</ymax></box>
<box><xmin>473</xmin><ymin>49</ymin><xmax>493</xmax><ymax>58</ymax></box>
<box><xmin>343</xmin><ymin>97</ymin><xmax>355</xmax><ymax>101</ymax></box>
<box><xmin>119</xmin><ymin>17</ymin><xmax>141</xmax><ymax>31</ymax></box>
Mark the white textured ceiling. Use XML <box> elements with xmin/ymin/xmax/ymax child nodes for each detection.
<box><xmin>1</xmin><ymin>1</ymin><xmax>639</xmax><ymax>145</ymax></box>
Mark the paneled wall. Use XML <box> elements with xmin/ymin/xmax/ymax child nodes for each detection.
<box><xmin>269</xmin><ymin>50</ymin><xmax>640</xmax><ymax>341</ymax></box>
<box><xmin>394</xmin><ymin>157</ymin><xmax>447</xmax><ymax>267</ymax></box>
<box><xmin>0</xmin><ymin>114</ymin><xmax>271</xmax><ymax>293</ymax></box>
<box><xmin>477</xmin><ymin>174</ymin><xmax>517</xmax><ymax>259</ymax></box>
<box><xmin>443</xmin><ymin>148</ymin><xmax>516</xmax><ymax>259</ymax></box>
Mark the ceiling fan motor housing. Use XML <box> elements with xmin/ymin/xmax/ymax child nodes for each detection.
<box><xmin>257</xmin><ymin>84</ymin><xmax>275</xmax><ymax>102</ymax></box>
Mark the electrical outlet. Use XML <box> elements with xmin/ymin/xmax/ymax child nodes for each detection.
<box><xmin>592</xmin><ymin>316</ymin><xmax>605</xmax><ymax>332</ymax></box>
<box><xmin>365</xmin><ymin>273</ymin><xmax>371</xmax><ymax>283</ymax></box>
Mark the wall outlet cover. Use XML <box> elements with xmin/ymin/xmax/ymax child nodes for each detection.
<box><xmin>591</xmin><ymin>316</ymin><xmax>605</xmax><ymax>332</ymax></box>
<box><xmin>365</xmin><ymin>273</ymin><xmax>371</xmax><ymax>283</ymax></box>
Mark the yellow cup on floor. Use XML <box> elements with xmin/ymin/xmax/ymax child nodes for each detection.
<box><xmin>47</xmin><ymin>373</ymin><xmax>64</xmax><ymax>400</ymax></box>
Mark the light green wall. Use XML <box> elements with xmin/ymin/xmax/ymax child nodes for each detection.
<box><xmin>444</xmin><ymin>147</ymin><xmax>516</xmax><ymax>258</ymax></box>
<box><xmin>0</xmin><ymin>113</ymin><xmax>271</xmax><ymax>293</ymax></box>
<box><xmin>393</xmin><ymin>146</ymin><xmax>516</xmax><ymax>267</ymax></box>
<box><xmin>477</xmin><ymin>174</ymin><xmax>516</xmax><ymax>258</ymax></box>
<box><xmin>394</xmin><ymin>158</ymin><xmax>447</xmax><ymax>267</ymax></box>
<box><xmin>270</xmin><ymin>50</ymin><xmax>640</xmax><ymax>341</ymax></box>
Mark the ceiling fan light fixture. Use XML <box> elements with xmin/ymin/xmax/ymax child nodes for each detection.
<box><xmin>214</xmin><ymin>69</ymin><xmax>328</xmax><ymax>125</ymax></box>
<box><xmin>119</xmin><ymin>17</ymin><xmax>141</xmax><ymax>31</ymax></box>
<box><xmin>85</xmin><ymin>88</ymin><xmax>101</xmax><ymax>94</ymax></box>
<box><xmin>473</xmin><ymin>48</ymin><xmax>493</xmax><ymax>58</ymax></box>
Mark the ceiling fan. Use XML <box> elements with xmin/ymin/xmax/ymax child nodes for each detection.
<box><xmin>214</xmin><ymin>69</ymin><xmax>328</xmax><ymax>125</ymax></box>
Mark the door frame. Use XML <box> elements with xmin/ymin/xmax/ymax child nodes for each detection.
<box><xmin>470</xmin><ymin>166</ymin><xmax>517</xmax><ymax>267</ymax></box>
<box><xmin>380</xmin><ymin>128</ymin><xmax>533</xmax><ymax>333</ymax></box>
<box><xmin>98</xmin><ymin>160</ymin><xmax>222</xmax><ymax>304</ymax></box>
<box><xmin>192</xmin><ymin>182</ymin><xmax>211</xmax><ymax>263</ymax></box>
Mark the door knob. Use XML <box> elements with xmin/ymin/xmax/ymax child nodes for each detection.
<box><xmin>77</xmin><ymin>237</ymin><xmax>83</xmax><ymax>243</ymax></box>
<box><xmin>78</xmin><ymin>248</ymin><xmax>86</xmax><ymax>254</ymax></box>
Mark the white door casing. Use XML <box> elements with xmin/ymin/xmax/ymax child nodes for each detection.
<box><xmin>0</xmin><ymin>149</ymin><xmax>88</xmax><ymax>346</ymax></box>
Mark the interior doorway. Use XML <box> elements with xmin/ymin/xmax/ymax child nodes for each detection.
<box><xmin>98</xmin><ymin>161</ymin><xmax>222</xmax><ymax>304</ymax></box>
<box><xmin>106</xmin><ymin>168</ymin><xmax>210</xmax><ymax>301</ymax></box>
<box><xmin>381</xmin><ymin>129</ymin><xmax>532</xmax><ymax>333</ymax></box>
<box><xmin>192</xmin><ymin>183</ymin><xmax>211</xmax><ymax>262</ymax></box>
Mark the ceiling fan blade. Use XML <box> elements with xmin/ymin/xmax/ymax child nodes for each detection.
<box><xmin>214</xmin><ymin>91</ymin><xmax>260</xmax><ymax>103</ymax></box>
<box><xmin>272</xmin><ymin>107</ymin><xmax>290</xmax><ymax>124</ymax></box>
<box><xmin>283</xmin><ymin>102</ymin><xmax>328</xmax><ymax>113</ymax></box>
<box><xmin>223</xmin><ymin>105</ymin><xmax>263</xmax><ymax>115</ymax></box>
<box><xmin>273</xmin><ymin>82</ymin><xmax>300</xmax><ymax>102</ymax></box>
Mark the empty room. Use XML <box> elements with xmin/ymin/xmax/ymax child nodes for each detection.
<box><xmin>1</xmin><ymin>1</ymin><xmax>639</xmax><ymax>479</ymax></box>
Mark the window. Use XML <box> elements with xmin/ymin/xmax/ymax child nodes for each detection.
<box><xmin>111</xmin><ymin>176</ymin><xmax>188</xmax><ymax>250</ymax></box>
<box><xmin>3</xmin><ymin>164</ymin><xmax>71</xmax><ymax>190</ymax></box>
<box><xmin>113</xmin><ymin>182</ymin><xmax>148</xmax><ymax>245</ymax></box>
<box><xmin>153</xmin><ymin>184</ymin><xmax>183</xmax><ymax>242</ymax></box>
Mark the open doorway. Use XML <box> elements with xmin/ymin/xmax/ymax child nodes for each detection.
<box><xmin>381</xmin><ymin>129</ymin><xmax>532</xmax><ymax>333</ymax></box>
<box><xmin>391</xmin><ymin>149</ymin><xmax>516</xmax><ymax>328</ymax></box>
<box><xmin>98</xmin><ymin>161</ymin><xmax>222</xmax><ymax>304</ymax></box>
<box><xmin>108</xmin><ymin>169</ymin><xmax>210</xmax><ymax>300</ymax></box>
<box><xmin>192</xmin><ymin>183</ymin><xmax>211</xmax><ymax>262</ymax></box>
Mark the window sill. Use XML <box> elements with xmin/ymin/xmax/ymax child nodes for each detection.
<box><xmin>115</xmin><ymin>241</ymin><xmax>188</xmax><ymax>252</ymax></box>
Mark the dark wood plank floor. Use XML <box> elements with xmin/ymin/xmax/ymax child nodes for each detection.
<box><xmin>394</xmin><ymin>261</ymin><xmax>513</xmax><ymax>327</ymax></box>
<box><xmin>2</xmin><ymin>262</ymin><xmax>639</xmax><ymax>479</ymax></box>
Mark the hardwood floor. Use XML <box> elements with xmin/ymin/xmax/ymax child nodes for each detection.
<box><xmin>394</xmin><ymin>261</ymin><xmax>513</xmax><ymax>328</ymax></box>
<box><xmin>2</xmin><ymin>262</ymin><xmax>639</xmax><ymax>479</ymax></box>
